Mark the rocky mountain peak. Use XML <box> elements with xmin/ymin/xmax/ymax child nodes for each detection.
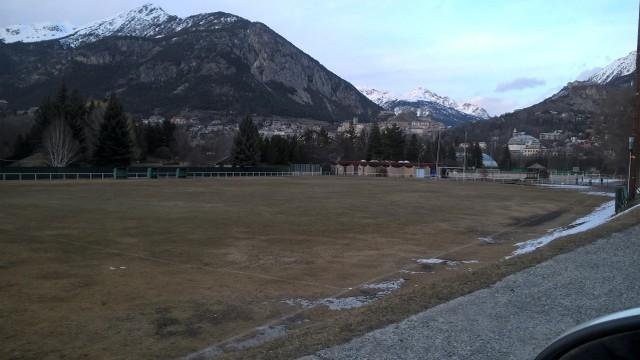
<box><xmin>406</xmin><ymin>86</ymin><xmax>458</xmax><ymax>109</ymax></box>
<box><xmin>587</xmin><ymin>51</ymin><xmax>636</xmax><ymax>85</ymax></box>
<box><xmin>355</xmin><ymin>87</ymin><xmax>397</xmax><ymax>106</ymax></box>
<box><xmin>58</xmin><ymin>3</ymin><xmax>174</xmax><ymax>47</ymax></box>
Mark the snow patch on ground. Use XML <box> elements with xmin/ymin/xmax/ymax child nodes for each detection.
<box><xmin>283</xmin><ymin>279</ymin><xmax>405</xmax><ymax>311</ymax></box>
<box><xmin>225</xmin><ymin>325</ymin><xmax>287</xmax><ymax>351</ymax></box>
<box><xmin>416</xmin><ymin>258</ymin><xmax>478</xmax><ymax>266</ymax></box>
<box><xmin>399</xmin><ymin>269</ymin><xmax>430</xmax><ymax>274</ymax></box>
<box><xmin>509</xmin><ymin>200</ymin><xmax>615</xmax><ymax>258</ymax></box>
<box><xmin>478</xmin><ymin>237</ymin><xmax>496</xmax><ymax>244</ymax></box>
<box><xmin>584</xmin><ymin>192</ymin><xmax>616</xmax><ymax>198</ymax></box>
<box><xmin>536</xmin><ymin>184</ymin><xmax>591</xmax><ymax>190</ymax></box>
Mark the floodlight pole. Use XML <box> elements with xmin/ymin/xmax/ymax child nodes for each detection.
<box><xmin>463</xmin><ymin>131</ymin><xmax>468</xmax><ymax>181</ymax></box>
<box><xmin>630</xmin><ymin>1</ymin><xmax>640</xmax><ymax>200</ymax></box>
<box><xmin>435</xmin><ymin>129</ymin><xmax>441</xmax><ymax>179</ymax></box>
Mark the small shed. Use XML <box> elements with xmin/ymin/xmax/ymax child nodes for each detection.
<box><xmin>526</xmin><ymin>163</ymin><xmax>549</xmax><ymax>179</ymax></box>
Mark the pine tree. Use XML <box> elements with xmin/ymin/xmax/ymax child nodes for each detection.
<box><xmin>366</xmin><ymin>123</ymin><xmax>382</xmax><ymax>161</ymax></box>
<box><xmin>474</xmin><ymin>142</ymin><xmax>484</xmax><ymax>168</ymax></box>
<box><xmin>381</xmin><ymin>124</ymin><xmax>405</xmax><ymax>160</ymax></box>
<box><xmin>356</xmin><ymin>128</ymin><xmax>368</xmax><ymax>160</ymax></box>
<box><xmin>271</xmin><ymin>135</ymin><xmax>290</xmax><ymax>164</ymax></box>
<box><xmin>405</xmin><ymin>134</ymin><xmax>420</xmax><ymax>163</ymax></box>
<box><xmin>28</xmin><ymin>97</ymin><xmax>56</xmax><ymax>151</ymax></box>
<box><xmin>93</xmin><ymin>95</ymin><xmax>133</xmax><ymax>166</ymax></box>
<box><xmin>10</xmin><ymin>134</ymin><xmax>32</xmax><ymax>160</ymax></box>
<box><xmin>260</xmin><ymin>136</ymin><xmax>273</xmax><ymax>163</ymax></box>
<box><xmin>500</xmin><ymin>145</ymin><xmax>512</xmax><ymax>171</ymax></box>
<box><xmin>232</xmin><ymin>116</ymin><xmax>261</xmax><ymax>165</ymax></box>
<box><xmin>423</xmin><ymin>140</ymin><xmax>434</xmax><ymax>163</ymax></box>
<box><xmin>447</xmin><ymin>144</ymin><xmax>457</xmax><ymax>166</ymax></box>
<box><xmin>66</xmin><ymin>89</ymin><xmax>89</xmax><ymax>157</ymax></box>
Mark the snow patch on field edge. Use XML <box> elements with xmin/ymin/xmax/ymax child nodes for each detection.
<box><xmin>508</xmin><ymin>199</ymin><xmax>640</xmax><ymax>258</ymax></box>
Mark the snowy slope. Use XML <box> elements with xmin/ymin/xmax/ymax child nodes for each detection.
<box><xmin>358</xmin><ymin>86</ymin><xmax>490</xmax><ymax>121</ymax></box>
<box><xmin>406</xmin><ymin>87</ymin><xmax>459</xmax><ymax>109</ymax></box>
<box><xmin>1</xmin><ymin>22</ymin><xmax>76</xmax><ymax>43</ymax></box>
<box><xmin>356</xmin><ymin>87</ymin><xmax>397</xmax><ymax>106</ymax></box>
<box><xmin>59</xmin><ymin>3</ymin><xmax>174</xmax><ymax>47</ymax></box>
<box><xmin>0</xmin><ymin>3</ymin><xmax>242</xmax><ymax>48</ymax></box>
<box><xmin>459</xmin><ymin>103</ymin><xmax>490</xmax><ymax>119</ymax></box>
<box><xmin>405</xmin><ymin>87</ymin><xmax>490</xmax><ymax>119</ymax></box>
<box><xmin>588</xmin><ymin>51</ymin><xmax>636</xmax><ymax>84</ymax></box>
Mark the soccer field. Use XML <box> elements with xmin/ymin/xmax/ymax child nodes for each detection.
<box><xmin>0</xmin><ymin>177</ymin><xmax>608</xmax><ymax>359</ymax></box>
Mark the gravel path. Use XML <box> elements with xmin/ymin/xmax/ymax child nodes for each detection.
<box><xmin>304</xmin><ymin>224</ymin><xmax>640</xmax><ymax>360</ymax></box>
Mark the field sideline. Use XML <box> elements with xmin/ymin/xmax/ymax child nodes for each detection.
<box><xmin>0</xmin><ymin>177</ymin><xmax>611</xmax><ymax>359</ymax></box>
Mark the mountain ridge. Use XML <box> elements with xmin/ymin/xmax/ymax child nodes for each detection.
<box><xmin>0</xmin><ymin>4</ymin><xmax>381</xmax><ymax>123</ymax></box>
<box><xmin>357</xmin><ymin>86</ymin><xmax>490</xmax><ymax>120</ymax></box>
<box><xmin>586</xmin><ymin>51</ymin><xmax>636</xmax><ymax>85</ymax></box>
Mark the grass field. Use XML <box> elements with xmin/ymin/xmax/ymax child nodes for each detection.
<box><xmin>0</xmin><ymin>177</ymin><xmax>611</xmax><ymax>359</ymax></box>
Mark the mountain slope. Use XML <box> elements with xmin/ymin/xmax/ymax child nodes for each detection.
<box><xmin>445</xmin><ymin>53</ymin><xmax>636</xmax><ymax>172</ymax></box>
<box><xmin>1</xmin><ymin>23</ymin><xmax>77</xmax><ymax>43</ymax></box>
<box><xmin>0</xmin><ymin>4</ymin><xmax>380</xmax><ymax>123</ymax></box>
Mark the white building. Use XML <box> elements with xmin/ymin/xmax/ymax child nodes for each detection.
<box><xmin>508</xmin><ymin>129</ymin><xmax>542</xmax><ymax>157</ymax></box>
<box><xmin>540</xmin><ymin>130</ymin><xmax>563</xmax><ymax>141</ymax></box>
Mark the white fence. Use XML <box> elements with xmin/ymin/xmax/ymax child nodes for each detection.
<box><xmin>0</xmin><ymin>171</ymin><xmax>322</xmax><ymax>181</ymax></box>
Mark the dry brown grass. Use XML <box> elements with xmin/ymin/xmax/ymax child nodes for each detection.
<box><xmin>0</xmin><ymin>177</ymin><xmax>621</xmax><ymax>359</ymax></box>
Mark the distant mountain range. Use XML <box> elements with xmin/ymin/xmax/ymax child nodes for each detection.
<box><xmin>358</xmin><ymin>86</ymin><xmax>490</xmax><ymax>126</ymax></box>
<box><xmin>0</xmin><ymin>3</ymin><xmax>380</xmax><ymax>123</ymax></box>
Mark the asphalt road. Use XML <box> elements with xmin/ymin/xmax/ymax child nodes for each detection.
<box><xmin>303</xmin><ymin>224</ymin><xmax>640</xmax><ymax>360</ymax></box>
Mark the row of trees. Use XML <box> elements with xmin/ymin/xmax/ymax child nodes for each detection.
<box><xmin>10</xmin><ymin>87</ymin><xmax>515</xmax><ymax>169</ymax></box>
<box><xmin>231</xmin><ymin>117</ymin><xmax>471</xmax><ymax>167</ymax></box>
<box><xmin>11</xmin><ymin>86</ymin><xmax>182</xmax><ymax>167</ymax></box>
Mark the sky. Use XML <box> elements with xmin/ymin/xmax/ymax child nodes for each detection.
<box><xmin>0</xmin><ymin>0</ymin><xmax>637</xmax><ymax>115</ymax></box>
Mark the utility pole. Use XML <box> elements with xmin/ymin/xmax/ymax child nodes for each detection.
<box><xmin>435</xmin><ymin>129</ymin><xmax>441</xmax><ymax>179</ymax></box>
<box><xmin>463</xmin><ymin>131</ymin><xmax>468</xmax><ymax>181</ymax></box>
<box><xmin>630</xmin><ymin>1</ymin><xmax>640</xmax><ymax>200</ymax></box>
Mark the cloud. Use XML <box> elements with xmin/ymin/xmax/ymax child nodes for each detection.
<box><xmin>468</xmin><ymin>96</ymin><xmax>520</xmax><ymax>116</ymax></box>
<box><xmin>576</xmin><ymin>67</ymin><xmax>603</xmax><ymax>81</ymax></box>
<box><xmin>495</xmin><ymin>77</ymin><xmax>546</xmax><ymax>92</ymax></box>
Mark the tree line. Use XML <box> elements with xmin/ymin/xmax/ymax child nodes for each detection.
<box><xmin>232</xmin><ymin>117</ymin><xmax>484</xmax><ymax>167</ymax></box>
<box><xmin>11</xmin><ymin>86</ymin><xmax>502</xmax><ymax>169</ymax></box>
<box><xmin>11</xmin><ymin>86</ymin><xmax>180</xmax><ymax>167</ymax></box>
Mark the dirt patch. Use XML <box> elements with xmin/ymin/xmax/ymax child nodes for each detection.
<box><xmin>509</xmin><ymin>210</ymin><xmax>565</xmax><ymax>227</ymax></box>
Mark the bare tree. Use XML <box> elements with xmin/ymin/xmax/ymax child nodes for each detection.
<box><xmin>43</xmin><ymin>118</ymin><xmax>80</xmax><ymax>167</ymax></box>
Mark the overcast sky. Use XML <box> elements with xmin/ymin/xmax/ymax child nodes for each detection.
<box><xmin>1</xmin><ymin>0</ymin><xmax>637</xmax><ymax>115</ymax></box>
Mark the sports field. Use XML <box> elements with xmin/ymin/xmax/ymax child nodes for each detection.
<box><xmin>0</xmin><ymin>177</ymin><xmax>610</xmax><ymax>359</ymax></box>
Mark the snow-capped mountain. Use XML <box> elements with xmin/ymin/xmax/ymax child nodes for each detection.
<box><xmin>0</xmin><ymin>3</ymin><xmax>242</xmax><ymax>48</ymax></box>
<box><xmin>587</xmin><ymin>51</ymin><xmax>636</xmax><ymax>85</ymax></box>
<box><xmin>356</xmin><ymin>87</ymin><xmax>396</xmax><ymax>106</ymax></box>
<box><xmin>405</xmin><ymin>87</ymin><xmax>459</xmax><ymax>109</ymax></box>
<box><xmin>358</xmin><ymin>86</ymin><xmax>490</xmax><ymax>124</ymax></box>
<box><xmin>0</xmin><ymin>4</ymin><xmax>379</xmax><ymax>123</ymax></box>
<box><xmin>458</xmin><ymin>103</ymin><xmax>490</xmax><ymax>119</ymax></box>
<box><xmin>1</xmin><ymin>23</ymin><xmax>76</xmax><ymax>43</ymax></box>
<box><xmin>59</xmin><ymin>3</ymin><xmax>175</xmax><ymax>47</ymax></box>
